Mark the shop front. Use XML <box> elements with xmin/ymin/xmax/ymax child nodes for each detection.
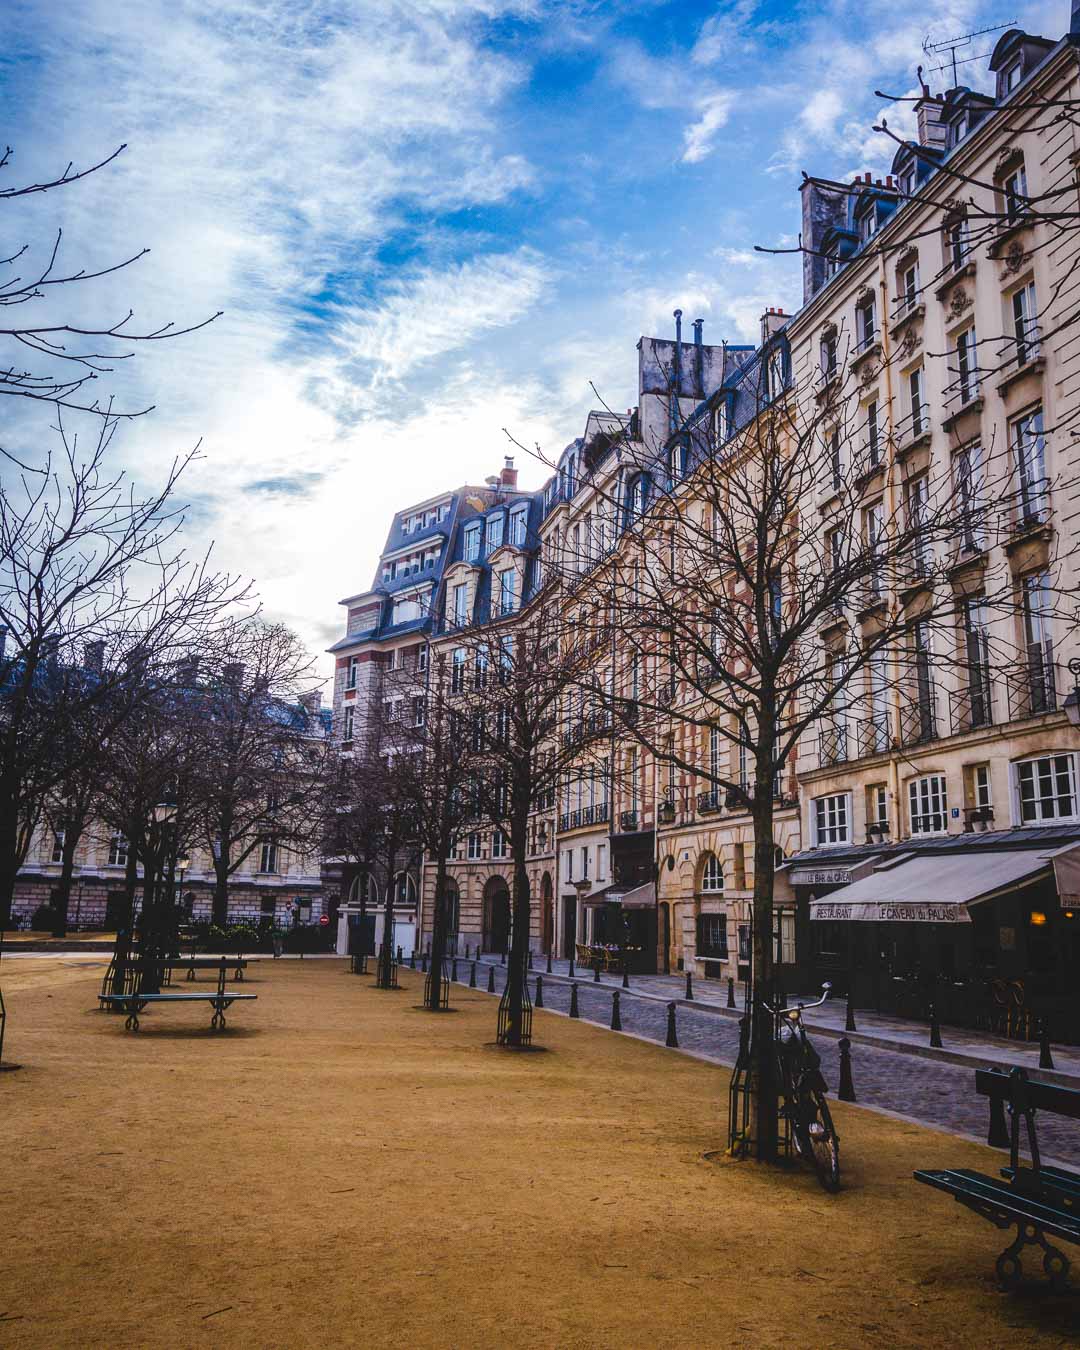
<box><xmin>790</xmin><ymin>830</ymin><xmax>1080</xmax><ymax>1044</ymax></box>
<box><xmin>578</xmin><ymin>882</ymin><xmax>658</xmax><ymax>974</ymax></box>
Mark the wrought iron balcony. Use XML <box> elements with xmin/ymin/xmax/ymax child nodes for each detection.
<box><xmin>619</xmin><ymin>810</ymin><xmax>639</xmax><ymax>832</ymax></box>
<box><xmin>696</xmin><ymin>788</ymin><xmax>721</xmax><ymax>815</ymax></box>
<box><xmin>949</xmin><ymin>675</ymin><xmax>995</xmax><ymax>735</ymax></box>
<box><xmin>854</xmin><ymin>711</ymin><xmax>892</xmax><ymax>758</ymax></box>
<box><xmin>818</xmin><ymin>719</ymin><xmax>848</xmax><ymax>767</ymax></box>
<box><xmin>898</xmin><ymin>695</ymin><xmax>939</xmax><ymax>747</ymax></box>
<box><xmin>1006</xmin><ymin>659</ymin><xmax>1060</xmax><ymax>721</ymax></box>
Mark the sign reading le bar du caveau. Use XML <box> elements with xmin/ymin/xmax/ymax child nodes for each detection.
<box><xmin>812</xmin><ymin>901</ymin><xmax>968</xmax><ymax>923</ymax></box>
<box><xmin>789</xmin><ymin>868</ymin><xmax>855</xmax><ymax>887</ymax></box>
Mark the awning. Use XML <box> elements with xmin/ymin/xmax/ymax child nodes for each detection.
<box><xmin>809</xmin><ymin>849</ymin><xmax>1061</xmax><ymax>924</ymax></box>
<box><xmin>615</xmin><ymin>882</ymin><xmax>656</xmax><ymax>909</ymax></box>
<box><xmin>580</xmin><ymin>885</ymin><xmax>618</xmax><ymax>908</ymax></box>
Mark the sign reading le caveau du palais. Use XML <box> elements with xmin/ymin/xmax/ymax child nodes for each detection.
<box><xmin>812</xmin><ymin>901</ymin><xmax>967</xmax><ymax>923</ymax></box>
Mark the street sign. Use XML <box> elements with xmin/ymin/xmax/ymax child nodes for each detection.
<box><xmin>319</xmin><ymin>914</ymin><xmax>329</xmax><ymax>927</ymax></box>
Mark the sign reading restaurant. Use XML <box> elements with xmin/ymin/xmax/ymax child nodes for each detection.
<box><xmin>811</xmin><ymin>901</ymin><xmax>970</xmax><ymax>924</ymax></box>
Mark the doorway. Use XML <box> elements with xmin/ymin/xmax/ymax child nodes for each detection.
<box><xmin>562</xmin><ymin>896</ymin><xmax>577</xmax><ymax>958</ymax></box>
<box><xmin>482</xmin><ymin>877</ymin><xmax>511</xmax><ymax>955</ymax></box>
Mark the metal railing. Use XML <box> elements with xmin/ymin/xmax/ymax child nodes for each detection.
<box><xmin>619</xmin><ymin>810</ymin><xmax>639</xmax><ymax>832</ymax></box>
<box><xmin>818</xmin><ymin>719</ymin><xmax>848</xmax><ymax>767</ymax></box>
<box><xmin>895</xmin><ymin>401</ymin><xmax>929</xmax><ymax>446</ymax></box>
<box><xmin>1006</xmin><ymin>659</ymin><xmax>1060</xmax><ymax>720</ymax></box>
<box><xmin>697</xmin><ymin>788</ymin><xmax>721</xmax><ymax>814</ymax></box>
<box><xmin>898</xmin><ymin>695</ymin><xmax>939</xmax><ymax>747</ymax></box>
<box><xmin>855</xmin><ymin>711</ymin><xmax>892</xmax><ymax>757</ymax></box>
<box><xmin>949</xmin><ymin>675</ymin><xmax>995</xmax><ymax>735</ymax></box>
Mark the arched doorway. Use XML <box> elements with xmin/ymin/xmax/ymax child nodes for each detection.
<box><xmin>482</xmin><ymin>875</ymin><xmax>511</xmax><ymax>955</ymax></box>
<box><xmin>541</xmin><ymin>873</ymin><xmax>553</xmax><ymax>955</ymax></box>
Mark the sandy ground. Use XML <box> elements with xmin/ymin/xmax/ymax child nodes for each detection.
<box><xmin>0</xmin><ymin>958</ymin><xmax>1077</xmax><ymax>1349</ymax></box>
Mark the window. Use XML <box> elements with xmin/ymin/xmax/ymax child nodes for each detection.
<box><xmin>1013</xmin><ymin>408</ymin><xmax>1047</xmax><ymax>522</ymax></box>
<box><xmin>467</xmin><ymin>832</ymin><xmax>482</xmax><ymax>860</ymax></box>
<box><xmin>701</xmin><ymin>852</ymin><xmax>724</xmax><ymax>892</ymax></box>
<box><xmin>417</xmin><ymin>645</ymin><xmax>428</xmax><ymax>673</ymax></box>
<box><xmin>900</xmin><ymin>259</ymin><xmax>920</xmax><ymax>314</ymax></box>
<box><xmin>1021</xmin><ymin>571</ymin><xmax>1056</xmax><ymax>713</ymax></box>
<box><xmin>388</xmin><ymin>647</ymin><xmax>400</xmax><ymax>671</ymax></box>
<box><xmin>597</xmin><ymin>844</ymin><xmax>607</xmax><ymax>880</ymax></box>
<box><xmin>866</xmin><ymin>399</ymin><xmax>880</xmax><ymax>465</ymax></box>
<box><xmin>395</xmin><ymin>872</ymin><xmax>417</xmax><ymax>905</ymax></box>
<box><xmin>828</xmin><ymin>428</ymin><xmax>843</xmax><ymax>489</ymax></box>
<box><xmin>708</xmin><ymin>725</ymin><xmax>722</xmax><ymax>782</ymax></box>
<box><xmin>955</xmin><ymin>326</ymin><xmax>979</xmax><ymax>403</ymax></box>
<box><xmin>390</xmin><ymin>595</ymin><xmax>422</xmax><ymax>625</ymax></box>
<box><xmin>961</xmin><ymin>597</ymin><xmax>992</xmax><ymax>729</ymax></box>
<box><xmin>1002</xmin><ymin>162</ymin><xmax>1028</xmax><ymax>223</ymax></box>
<box><xmin>864</xmin><ymin>501</ymin><xmax>884</xmax><ymax>596</ymax></box>
<box><xmin>51</xmin><ymin>830</ymin><xmax>65</xmax><ymax>863</ymax></box>
<box><xmin>826</xmin><ymin>526</ymin><xmax>843</xmax><ymax>578</ymax></box>
<box><xmin>259</xmin><ymin>839</ymin><xmax>279</xmax><ymax>873</ymax></box>
<box><xmin>857</xmin><ymin>205</ymin><xmax>875</xmax><ymax>245</ymax></box>
<box><xmin>451</xmin><ymin>647</ymin><xmax>466</xmax><ymax>694</ymax></box>
<box><xmin>581</xmin><ymin>846</ymin><xmax>589</xmax><ymax>878</ymax></box>
<box><xmin>767</xmin><ymin>346</ymin><xmax>786</xmax><ymax>401</ymax></box>
<box><xmin>813</xmin><ymin>793</ymin><xmax>851</xmax><ymax>846</ymax></box>
<box><xmin>1015</xmin><ymin>754</ymin><xmax>1078</xmax><ymax>823</ymax></box>
<box><xmin>342</xmin><ymin>706</ymin><xmax>354</xmax><ymax>744</ymax></box>
<box><xmin>867</xmin><ymin>783</ymin><xmax>888</xmax><ymax>830</ymax></box>
<box><xmin>413</xmin><ymin>695</ymin><xmax>425</xmax><ymax>728</ymax></box>
<box><xmin>905</xmin><ymin>474</ymin><xmax>930</xmax><ymax>575</ymax></box>
<box><xmin>855</xmin><ymin>293</ymin><xmax>876</xmax><ymax>350</ymax></box>
<box><xmin>1011</xmin><ymin>282</ymin><xmax>1039</xmax><ymax>365</ymax></box>
<box><xmin>909</xmin><ymin>774</ymin><xmax>948</xmax><ymax>834</ymax></box>
<box><xmin>1002</xmin><ymin>61</ymin><xmax>1022</xmax><ymax>94</ymax></box>
<box><xmin>464</xmin><ymin>522</ymin><xmax>481</xmax><ymax>562</ymax></box>
<box><xmin>451</xmin><ymin>582</ymin><xmax>469</xmax><ymax>628</ymax></box>
<box><xmin>565</xmin><ymin>454</ymin><xmax>576</xmax><ymax>497</ymax></box>
<box><xmin>954</xmin><ymin>441</ymin><xmax>984</xmax><ymax>553</ymax></box>
<box><xmin>498</xmin><ymin>569</ymin><xmax>517</xmax><ymax>616</ymax></box>
<box><xmin>969</xmin><ymin>763</ymin><xmax>993</xmax><ymax>810</ymax></box>
<box><xmin>867</xmin><ymin>649</ymin><xmax>890</xmax><ymax>752</ymax></box>
<box><xmin>346</xmin><ymin>656</ymin><xmax>358</xmax><ymax>690</ymax></box>
<box><xmin>820</xmin><ymin>329</ymin><xmax>838</xmax><ymax>380</ymax></box>
<box><xmin>906</xmin><ymin>366</ymin><xmax>926</xmax><ymax>439</ymax></box>
<box><xmin>697</xmin><ymin>913</ymin><xmax>728</xmax><ymax>958</ymax></box>
<box><xmin>108</xmin><ymin>833</ymin><xmax>128</xmax><ymax>867</ymax></box>
<box><xmin>510</xmin><ymin>506</ymin><xmax>528</xmax><ymax>547</ymax></box>
<box><xmin>491</xmin><ymin>830</ymin><xmax>507</xmax><ymax>859</ymax></box>
<box><xmin>485</xmin><ymin>514</ymin><xmax>503</xmax><ymax>555</ymax></box>
<box><xmin>945</xmin><ymin>215</ymin><xmax>970</xmax><ymax>271</ymax></box>
<box><xmin>628</xmin><ymin>475</ymin><xmax>647</xmax><ymax>521</ymax></box>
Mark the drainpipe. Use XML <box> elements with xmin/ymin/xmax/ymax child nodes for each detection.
<box><xmin>671</xmin><ymin>310</ymin><xmax>683</xmax><ymax>435</ymax></box>
<box><xmin>693</xmin><ymin>319</ymin><xmax>705</xmax><ymax>399</ymax></box>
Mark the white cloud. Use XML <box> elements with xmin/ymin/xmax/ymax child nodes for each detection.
<box><xmin>682</xmin><ymin>92</ymin><xmax>735</xmax><ymax>164</ymax></box>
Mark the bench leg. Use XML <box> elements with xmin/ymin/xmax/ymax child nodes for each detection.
<box><xmin>996</xmin><ymin>1223</ymin><xmax>1072</xmax><ymax>1292</ymax></box>
<box><xmin>186</xmin><ymin>967</ymin><xmax>196</xmax><ymax>982</ymax></box>
<box><xmin>124</xmin><ymin>1004</ymin><xmax>141</xmax><ymax>1032</ymax></box>
<box><xmin>210</xmin><ymin>1000</ymin><xmax>226</xmax><ymax>1032</ymax></box>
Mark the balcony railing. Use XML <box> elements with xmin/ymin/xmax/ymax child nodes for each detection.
<box><xmin>854</xmin><ymin>711</ymin><xmax>892</xmax><ymax>757</ymax></box>
<box><xmin>619</xmin><ymin>810</ymin><xmax>639</xmax><ymax>832</ymax></box>
<box><xmin>898</xmin><ymin>695</ymin><xmax>939</xmax><ymax>747</ymax></box>
<box><xmin>1006</xmin><ymin>659</ymin><xmax>1061</xmax><ymax>720</ymax></box>
<box><xmin>1005</xmin><ymin>477</ymin><xmax>1051</xmax><ymax>534</ymax></box>
<box><xmin>818</xmin><ymin>719</ymin><xmax>848</xmax><ymax>767</ymax></box>
<box><xmin>949</xmin><ymin>674</ymin><xmax>995</xmax><ymax>735</ymax></box>
<box><xmin>697</xmin><ymin>788</ymin><xmax>721</xmax><ymax>814</ymax></box>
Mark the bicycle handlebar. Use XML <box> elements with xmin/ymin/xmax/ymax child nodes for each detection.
<box><xmin>761</xmin><ymin>981</ymin><xmax>832</xmax><ymax>1016</ymax></box>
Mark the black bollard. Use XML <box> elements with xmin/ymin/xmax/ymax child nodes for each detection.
<box><xmin>845</xmin><ymin>995</ymin><xmax>857</xmax><ymax>1033</ymax></box>
<box><xmin>469</xmin><ymin>961</ymin><xmax>477</xmax><ymax>988</ymax></box>
<box><xmin>409</xmin><ymin>949</ymin><xmax>416</xmax><ymax>970</ymax></box>
<box><xmin>593</xmin><ymin>962</ymin><xmax>601</xmax><ymax>983</ymax></box>
<box><xmin>726</xmin><ymin>977</ymin><xmax>735</xmax><ymax>1009</ymax></box>
<box><xmin>546</xmin><ymin>951</ymin><xmax>552</xmax><ymax>975</ymax></box>
<box><xmin>611</xmin><ymin>990</ymin><xmax>622</xmax><ymax>1031</ymax></box>
<box><xmin>1039</xmin><ymin>1017</ymin><xmax>1055</xmax><ymax>1070</ymax></box>
<box><xmin>397</xmin><ymin>945</ymin><xmax>403</xmax><ymax>964</ymax></box>
<box><xmin>665</xmin><ymin>1002</ymin><xmax>679</xmax><ymax>1048</ymax></box>
<box><xmin>685</xmin><ymin>969</ymin><xmax>693</xmax><ymax>1001</ymax></box>
<box><xmin>528</xmin><ymin>950</ymin><xmax>533</xmax><ymax>970</ymax></box>
<box><xmin>838</xmin><ymin>1037</ymin><xmax>856</xmax><ymax>1102</ymax></box>
<box><xmin>421</xmin><ymin>950</ymin><xmax>428</xmax><ymax>973</ymax></box>
<box><xmin>569</xmin><ymin>982</ymin><xmax>580</xmax><ymax>1018</ymax></box>
<box><xmin>536</xmin><ymin>975</ymin><xmax>544</xmax><ymax>1008</ymax></box>
<box><xmin>568</xmin><ymin>956</ymin><xmax>575</xmax><ymax>978</ymax></box>
<box><xmin>451</xmin><ymin>957</ymin><xmax>458</xmax><ymax>981</ymax></box>
<box><xmin>929</xmin><ymin>1003</ymin><xmax>943</xmax><ymax>1049</ymax></box>
<box><xmin>988</xmin><ymin>1091</ymin><xmax>1010</xmax><ymax>1148</ymax></box>
<box><xmin>465</xmin><ymin>943</ymin><xmax>470</xmax><ymax>960</ymax></box>
<box><xmin>621</xmin><ymin>965</ymin><xmax>630</xmax><ymax>990</ymax></box>
<box><xmin>487</xmin><ymin>965</ymin><xmax>496</xmax><ymax>994</ymax></box>
<box><xmin>500</xmin><ymin>949</ymin><xmax>505</xmax><ymax>966</ymax></box>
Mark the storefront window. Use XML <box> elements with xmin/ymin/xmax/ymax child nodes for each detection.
<box><xmin>696</xmin><ymin>913</ymin><xmax>728</xmax><ymax>958</ymax></box>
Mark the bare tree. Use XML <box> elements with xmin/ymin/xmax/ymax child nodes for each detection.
<box><xmin>0</xmin><ymin>416</ymin><xmax>249</xmax><ymax>930</ymax></box>
<box><xmin>187</xmin><ymin>619</ymin><xmax>329</xmax><ymax>928</ymax></box>
<box><xmin>0</xmin><ymin>144</ymin><xmax>220</xmax><ymax>418</ymax></box>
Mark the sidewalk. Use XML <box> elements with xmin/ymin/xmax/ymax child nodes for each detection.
<box><xmin>454</xmin><ymin>950</ymin><xmax>1080</xmax><ymax>1086</ymax></box>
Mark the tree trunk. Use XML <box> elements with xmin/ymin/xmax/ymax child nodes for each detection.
<box><xmin>499</xmin><ymin>787</ymin><xmax>532</xmax><ymax>1046</ymax></box>
<box><xmin>0</xmin><ymin>806</ymin><xmax>19</xmax><ymax>931</ymax></box>
<box><xmin>749</xmin><ymin>755</ymin><xmax>778</xmax><ymax>1163</ymax></box>
<box><xmin>377</xmin><ymin>844</ymin><xmax>398</xmax><ymax>989</ymax></box>
<box><xmin>425</xmin><ymin>854</ymin><xmax>450</xmax><ymax>1011</ymax></box>
<box><xmin>212</xmin><ymin>851</ymin><xmax>230</xmax><ymax>929</ymax></box>
<box><xmin>51</xmin><ymin>820</ymin><xmax>83</xmax><ymax>938</ymax></box>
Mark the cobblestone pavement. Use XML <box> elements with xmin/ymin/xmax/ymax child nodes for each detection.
<box><xmin>442</xmin><ymin>950</ymin><xmax>1080</xmax><ymax>1082</ymax></box>
<box><xmin>442</xmin><ymin>958</ymin><xmax>1080</xmax><ymax>1163</ymax></box>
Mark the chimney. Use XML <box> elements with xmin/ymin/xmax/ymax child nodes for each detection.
<box><xmin>299</xmin><ymin>689</ymin><xmax>323</xmax><ymax>717</ymax></box>
<box><xmin>799</xmin><ymin>177</ymin><xmax>848</xmax><ymax>305</ymax></box>
<box><xmin>500</xmin><ymin>455</ymin><xmax>518</xmax><ymax>489</ymax></box>
<box><xmin>692</xmin><ymin>319</ymin><xmax>705</xmax><ymax>397</ymax></box>
<box><xmin>760</xmin><ymin>307</ymin><xmax>789</xmax><ymax>343</ymax></box>
<box><xmin>914</xmin><ymin>87</ymin><xmax>947</xmax><ymax>151</ymax></box>
<box><xmin>84</xmin><ymin>640</ymin><xmax>105</xmax><ymax>674</ymax></box>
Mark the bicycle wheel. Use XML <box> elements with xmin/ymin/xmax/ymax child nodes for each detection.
<box><xmin>804</xmin><ymin>1088</ymin><xmax>840</xmax><ymax>1192</ymax></box>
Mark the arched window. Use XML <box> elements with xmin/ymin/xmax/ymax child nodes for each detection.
<box><xmin>395</xmin><ymin>872</ymin><xmax>417</xmax><ymax>905</ymax></box>
<box><xmin>701</xmin><ymin>852</ymin><xmax>723</xmax><ymax>892</ymax></box>
<box><xmin>350</xmin><ymin>874</ymin><xmax>379</xmax><ymax>907</ymax></box>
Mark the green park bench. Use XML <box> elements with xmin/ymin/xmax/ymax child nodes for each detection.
<box><xmin>914</xmin><ymin>1067</ymin><xmax>1080</xmax><ymax>1290</ymax></box>
<box><xmin>101</xmin><ymin>957</ymin><xmax>257</xmax><ymax>1033</ymax></box>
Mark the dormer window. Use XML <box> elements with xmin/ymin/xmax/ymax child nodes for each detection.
<box><xmin>858</xmin><ymin>208</ymin><xmax>875</xmax><ymax>245</ymax></box>
<box><xmin>898</xmin><ymin>167</ymin><xmax>916</xmax><ymax>198</ymax></box>
<box><xmin>464</xmin><ymin>521</ymin><xmax>481</xmax><ymax>562</ymax></box>
<box><xmin>766</xmin><ymin>345</ymin><xmax>786</xmax><ymax>401</ymax></box>
<box><xmin>669</xmin><ymin>440</ymin><xmax>688</xmax><ymax>485</ymax></box>
<box><xmin>485</xmin><ymin>513</ymin><xmax>503</xmax><ymax>555</ymax></box>
<box><xmin>1002</xmin><ymin>61</ymin><xmax>1022</xmax><ymax>95</ymax></box>
<box><xmin>952</xmin><ymin>111</ymin><xmax>969</xmax><ymax>145</ymax></box>
<box><xmin>509</xmin><ymin>505</ymin><xmax>528</xmax><ymax>548</ymax></box>
<box><xmin>627</xmin><ymin>474</ymin><xmax>648</xmax><ymax>521</ymax></box>
<box><xmin>565</xmin><ymin>454</ymin><xmax>577</xmax><ymax>498</ymax></box>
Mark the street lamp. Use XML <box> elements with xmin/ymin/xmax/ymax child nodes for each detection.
<box><xmin>1064</xmin><ymin>657</ymin><xmax>1080</xmax><ymax>728</ymax></box>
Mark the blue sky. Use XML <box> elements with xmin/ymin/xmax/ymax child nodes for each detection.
<box><xmin>2</xmin><ymin>0</ymin><xmax>1063</xmax><ymax>673</ymax></box>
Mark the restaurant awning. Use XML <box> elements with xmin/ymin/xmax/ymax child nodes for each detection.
<box><xmin>808</xmin><ymin>848</ymin><xmax>1066</xmax><ymax>924</ymax></box>
<box><xmin>580</xmin><ymin>885</ymin><xmax>618</xmax><ymax>908</ymax></box>
<box><xmin>613</xmin><ymin>882</ymin><xmax>656</xmax><ymax>909</ymax></box>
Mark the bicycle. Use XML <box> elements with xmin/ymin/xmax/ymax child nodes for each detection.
<box><xmin>766</xmin><ymin>983</ymin><xmax>841</xmax><ymax>1192</ymax></box>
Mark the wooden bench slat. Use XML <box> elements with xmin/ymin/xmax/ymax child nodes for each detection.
<box><xmin>915</xmin><ymin>1168</ymin><xmax>1080</xmax><ymax>1241</ymax></box>
<box><xmin>102</xmin><ymin>993</ymin><xmax>256</xmax><ymax>1003</ymax></box>
<box><xmin>975</xmin><ymin>1069</ymin><xmax>1080</xmax><ymax>1120</ymax></box>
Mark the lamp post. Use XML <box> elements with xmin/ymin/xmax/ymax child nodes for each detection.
<box><xmin>1063</xmin><ymin>658</ymin><xmax>1080</xmax><ymax>728</ymax></box>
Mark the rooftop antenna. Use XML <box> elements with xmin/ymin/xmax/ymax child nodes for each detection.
<box><xmin>921</xmin><ymin>20</ymin><xmax>1016</xmax><ymax>86</ymax></box>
